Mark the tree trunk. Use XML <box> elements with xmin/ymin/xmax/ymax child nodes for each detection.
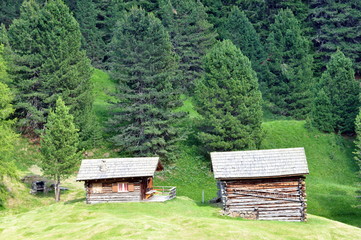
<box><xmin>54</xmin><ymin>177</ymin><xmax>60</xmax><ymax>202</ymax></box>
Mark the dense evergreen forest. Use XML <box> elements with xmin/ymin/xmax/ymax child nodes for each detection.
<box><xmin>0</xmin><ymin>0</ymin><xmax>360</xmax><ymax>211</ymax></box>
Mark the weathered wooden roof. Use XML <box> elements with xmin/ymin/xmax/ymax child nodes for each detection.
<box><xmin>76</xmin><ymin>157</ymin><xmax>160</xmax><ymax>181</ymax></box>
<box><xmin>211</xmin><ymin>148</ymin><xmax>309</xmax><ymax>179</ymax></box>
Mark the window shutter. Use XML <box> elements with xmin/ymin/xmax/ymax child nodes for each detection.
<box><xmin>128</xmin><ymin>183</ymin><xmax>135</xmax><ymax>192</ymax></box>
<box><xmin>112</xmin><ymin>183</ymin><xmax>118</xmax><ymax>192</ymax></box>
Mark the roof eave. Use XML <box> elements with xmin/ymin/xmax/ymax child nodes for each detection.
<box><xmin>76</xmin><ymin>174</ymin><xmax>155</xmax><ymax>182</ymax></box>
<box><xmin>215</xmin><ymin>172</ymin><xmax>309</xmax><ymax>180</ymax></box>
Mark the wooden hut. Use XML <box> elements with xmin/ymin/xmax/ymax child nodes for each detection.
<box><xmin>76</xmin><ymin>157</ymin><xmax>176</xmax><ymax>203</ymax></box>
<box><xmin>211</xmin><ymin>148</ymin><xmax>309</xmax><ymax>222</ymax></box>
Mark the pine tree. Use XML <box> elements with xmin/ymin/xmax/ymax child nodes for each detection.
<box><xmin>40</xmin><ymin>98</ymin><xmax>81</xmax><ymax>202</ymax></box>
<box><xmin>92</xmin><ymin>0</ymin><xmax>125</xmax><ymax>67</ymax></box>
<box><xmin>353</xmin><ymin>109</ymin><xmax>361</xmax><ymax>206</ymax></box>
<box><xmin>108</xmin><ymin>8</ymin><xmax>183</xmax><ymax>160</ymax></box>
<box><xmin>75</xmin><ymin>0</ymin><xmax>106</xmax><ymax>68</ymax></box>
<box><xmin>159</xmin><ymin>0</ymin><xmax>217</xmax><ymax>92</ymax></box>
<box><xmin>0</xmin><ymin>45</ymin><xmax>18</xmax><ymax>208</ymax></box>
<box><xmin>310</xmin><ymin>0</ymin><xmax>361</xmax><ymax>76</ymax></box>
<box><xmin>309</xmin><ymin>89</ymin><xmax>335</xmax><ymax>132</ymax></box>
<box><xmin>194</xmin><ymin>40</ymin><xmax>263</xmax><ymax>152</ymax></box>
<box><xmin>201</xmin><ymin>0</ymin><xmax>310</xmax><ymax>42</ymax></box>
<box><xmin>353</xmin><ymin>109</ymin><xmax>361</xmax><ymax>166</ymax></box>
<box><xmin>266</xmin><ymin>9</ymin><xmax>313</xmax><ymax>119</ymax></box>
<box><xmin>8</xmin><ymin>0</ymin><xmax>93</xmax><ymax>140</ymax></box>
<box><xmin>311</xmin><ymin>50</ymin><xmax>360</xmax><ymax>133</ymax></box>
<box><xmin>221</xmin><ymin>6</ymin><xmax>270</xmax><ymax>88</ymax></box>
<box><xmin>0</xmin><ymin>0</ymin><xmax>23</xmax><ymax>27</ymax></box>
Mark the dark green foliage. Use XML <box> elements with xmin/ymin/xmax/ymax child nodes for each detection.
<box><xmin>309</xmin><ymin>89</ymin><xmax>335</xmax><ymax>132</ymax></box>
<box><xmin>8</xmin><ymin>0</ymin><xmax>93</xmax><ymax>139</ymax></box>
<box><xmin>311</xmin><ymin>50</ymin><xmax>360</xmax><ymax>133</ymax></box>
<box><xmin>0</xmin><ymin>0</ymin><xmax>23</xmax><ymax>27</ymax></box>
<box><xmin>201</xmin><ymin>0</ymin><xmax>310</xmax><ymax>41</ymax></box>
<box><xmin>0</xmin><ymin>45</ymin><xmax>18</xmax><ymax>208</ymax></box>
<box><xmin>266</xmin><ymin>9</ymin><xmax>313</xmax><ymax>119</ymax></box>
<box><xmin>160</xmin><ymin>0</ymin><xmax>217</xmax><ymax>92</ymax></box>
<box><xmin>108</xmin><ymin>8</ymin><xmax>183</xmax><ymax>160</ymax></box>
<box><xmin>194</xmin><ymin>40</ymin><xmax>263</xmax><ymax>152</ymax></box>
<box><xmin>221</xmin><ymin>7</ymin><xmax>270</xmax><ymax>87</ymax></box>
<box><xmin>75</xmin><ymin>0</ymin><xmax>106</xmax><ymax>68</ymax></box>
<box><xmin>354</xmin><ymin>109</ymin><xmax>361</xmax><ymax>207</ymax></box>
<box><xmin>92</xmin><ymin>0</ymin><xmax>125</xmax><ymax>67</ymax></box>
<box><xmin>310</xmin><ymin>0</ymin><xmax>361</xmax><ymax>75</ymax></box>
<box><xmin>40</xmin><ymin>98</ymin><xmax>81</xmax><ymax>202</ymax></box>
<box><xmin>354</xmin><ymin>109</ymin><xmax>361</xmax><ymax>168</ymax></box>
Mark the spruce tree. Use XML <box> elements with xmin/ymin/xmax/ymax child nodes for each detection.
<box><xmin>40</xmin><ymin>98</ymin><xmax>81</xmax><ymax>202</ymax></box>
<box><xmin>108</xmin><ymin>8</ymin><xmax>183</xmax><ymax>160</ymax></box>
<box><xmin>8</xmin><ymin>0</ymin><xmax>93</xmax><ymax>139</ymax></box>
<box><xmin>311</xmin><ymin>50</ymin><xmax>360</xmax><ymax>133</ymax></box>
<box><xmin>221</xmin><ymin>6</ymin><xmax>270</xmax><ymax>88</ymax></box>
<box><xmin>309</xmin><ymin>89</ymin><xmax>335</xmax><ymax>132</ymax></box>
<box><xmin>310</xmin><ymin>0</ymin><xmax>361</xmax><ymax>75</ymax></box>
<box><xmin>0</xmin><ymin>0</ymin><xmax>23</xmax><ymax>27</ymax></box>
<box><xmin>353</xmin><ymin>109</ymin><xmax>361</xmax><ymax>206</ymax></box>
<box><xmin>194</xmin><ymin>40</ymin><xmax>263</xmax><ymax>152</ymax></box>
<box><xmin>266</xmin><ymin>9</ymin><xmax>313</xmax><ymax>119</ymax></box>
<box><xmin>75</xmin><ymin>0</ymin><xmax>106</xmax><ymax>68</ymax></box>
<box><xmin>159</xmin><ymin>0</ymin><xmax>217</xmax><ymax>92</ymax></box>
<box><xmin>0</xmin><ymin>45</ymin><xmax>18</xmax><ymax>208</ymax></box>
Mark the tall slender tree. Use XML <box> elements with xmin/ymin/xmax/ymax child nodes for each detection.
<box><xmin>353</xmin><ymin>109</ymin><xmax>361</xmax><ymax>207</ymax></box>
<box><xmin>40</xmin><ymin>98</ymin><xmax>81</xmax><ymax>202</ymax></box>
<box><xmin>266</xmin><ymin>9</ymin><xmax>313</xmax><ymax>119</ymax></box>
<box><xmin>221</xmin><ymin>6</ymin><xmax>270</xmax><ymax>88</ymax></box>
<box><xmin>160</xmin><ymin>0</ymin><xmax>217</xmax><ymax>92</ymax></box>
<box><xmin>310</xmin><ymin>0</ymin><xmax>361</xmax><ymax>76</ymax></box>
<box><xmin>75</xmin><ymin>0</ymin><xmax>106</xmax><ymax>68</ymax></box>
<box><xmin>310</xmin><ymin>50</ymin><xmax>360</xmax><ymax>133</ymax></box>
<box><xmin>108</xmin><ymin>8</ymin><xmax>183</xmax><ymax>160</ymax></box>
<box><xmin>8</xmin><ymin>0</ymin><xmax>93</xmax><ymax>140</ymax></box>
<box><xmin>0</xmin><ymin>45</ymin><xmax>18</xmax><ymax>208</ymax></box>
<box><xmin>194</xmin><ymin>40</ymin><xmax>263</xmax><ymax>152</ymax></box>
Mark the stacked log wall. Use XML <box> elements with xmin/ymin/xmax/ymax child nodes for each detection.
<box><xmin>221</xmin><ymin>176</ymin><xmax>307</xmax><ymax>221</ymax></box>
<box><xmin>85</xmin><ymin>178</ymin><xmax>143</xmax><ymax>204</ymax></box>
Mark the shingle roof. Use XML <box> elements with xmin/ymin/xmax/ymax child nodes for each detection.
<box><xmin>76</xmin><ymin>157</ymin><xmax>160</xmax><ymax>181</ymax></box>
<box><xmin>211</xmin><ymin>148</ymin><xmax>309</xmax><ymax>179</ymax></box>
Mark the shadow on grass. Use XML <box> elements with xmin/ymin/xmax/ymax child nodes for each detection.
<box><xmin>64</xmin><ymin>198</ymin><xmax>86</xmax><ymax>205</ymax></box>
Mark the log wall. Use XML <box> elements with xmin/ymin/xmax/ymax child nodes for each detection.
<box><xmin>220</xmin><ymin>176</ymin><xmax>307</xmax><ymax>221</ymax></box>
<box><xmin>85</xmin><ymin>177</ymin><xmax>145</xmax><ymax>204</ymax></box>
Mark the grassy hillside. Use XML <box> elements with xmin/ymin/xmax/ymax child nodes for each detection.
<box><xmin>1</xmin><ymin>69</ymin><xmax>360</xmax><ymax>239</ymax></box>
<box><xmin>0</xmin><ymin>197</ymin><xmax>360</xmax><ymax>240</ymax></box>
<box><xmin>262</xmin><ymin>121</ymin><xmax>361</xmax><ymax>226</ymax></box>
<box><xmin>89</xmin><ymin>69</ymin><xmax>361</xmax><ymax>226</ymax></box>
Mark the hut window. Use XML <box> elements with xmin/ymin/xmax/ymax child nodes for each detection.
<box><xmin>92</xmin><ymin>183</ymin><xmax>103</xmax><ymax>193</ymax></box>
<box><xmin>118</xmin><ymin>182</ymin><xmax>128</xmax><ymax>192</ymax></box>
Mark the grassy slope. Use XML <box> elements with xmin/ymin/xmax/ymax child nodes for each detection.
<box><xmin>262</xmin><ymin>121</ymin><xmax>361</xmax><ymax>226</ymax></box>
<box><xmin>1</xmin><ymin>70</ymin><xmax>360</xmax><ymax>239</ymax></box>
<box><xmin>91</xmin><ymin>69</ymin><xmax>117</xmax><ymax>124</ymax></box>
<box><xmin>90</xmin><ymin>69</ymin><xmax>361</xmax><ymax>225</ymax></box>
<box><xmin>0</xmin><ymin>197</ymin><xmax>360</xmax><ymax>240</ymax></box>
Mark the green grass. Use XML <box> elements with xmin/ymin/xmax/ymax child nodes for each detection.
<box><xmin>262</xmin><ymin>120</ymin><xmax>361</xmax><ymax>226</ymax></box>
<box><xmin>89</xmin><ymin>69</ymin><xmax>361</xmax><ymax>226</ymax></box>
<box><xmin>1</xmin><ymin>69</ymin><xmax>360</xmax><ymax>239</ymax></box>
<box><xmin>90</xmin><ymin>68</ymin><xmax>117</xmax><ymax>124</ymax></box>
<box><xmin>0</xmin><ymin>197</ymin><xmax>360</xmax><ymax>240</ymax></box>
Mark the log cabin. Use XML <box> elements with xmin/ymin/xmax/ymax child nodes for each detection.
<box><xmin>211</xmin><ymin>147</ymin><xmax>309</xmax><ymax>222</ymax></box>
<box><xmin>76</xmin><ymin>157</ymin><xmax>176</xmax><ymax>203</ymax></box>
